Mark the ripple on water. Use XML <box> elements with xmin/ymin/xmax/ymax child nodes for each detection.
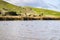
<box><xmin>0</xmin><ymin>21</ymin><xmax>60</xmax><ymax>40</ymax></box>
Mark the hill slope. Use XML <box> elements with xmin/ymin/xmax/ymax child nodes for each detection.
<box><xmin>0</xmin><ymin>0</ymin><xmax>60</xmax><ymax>17</ymax></box>
<box><xmin>32</xmin><ymin>8</ymin><xmax>60</xmax><ymax>17</ymax></box>
<box><xmin>0</xmin><ymin>0</ymin><xmax>24</xmax><ymax>14</ymax></box>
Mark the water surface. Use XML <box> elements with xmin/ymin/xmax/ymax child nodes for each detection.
<box><xmin>0</xmin><ymin>21</ymin><xmax>60</xmax><ymax>40</ymax></box>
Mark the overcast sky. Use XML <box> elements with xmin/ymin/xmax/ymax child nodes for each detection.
<box><xmin>4</xmin><ymin>0</ymin><xmax>60</xmax><ymax>11</ymax></box>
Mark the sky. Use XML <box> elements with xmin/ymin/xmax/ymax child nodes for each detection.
<box><xmin>4</xmin><ymin>0</ymin><xmax>60</xmax><ymax>11</ymax></box>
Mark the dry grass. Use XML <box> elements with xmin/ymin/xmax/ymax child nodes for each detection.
<box><xmin>0</xmin><ymin>16</ymin><xmax>60</xmax><ymax>20</ymax></box>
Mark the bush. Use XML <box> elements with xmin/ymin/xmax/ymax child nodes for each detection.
<box><xmin>4</xmin><ymin>11</ymin><xmax>18</xmax><ymax>16</ymax></box>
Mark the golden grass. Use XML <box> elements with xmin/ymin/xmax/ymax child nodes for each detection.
<box><xmin>0</xmin><ymin>16</ymin><xmax>60</xmax><ymax>20</ymax></box>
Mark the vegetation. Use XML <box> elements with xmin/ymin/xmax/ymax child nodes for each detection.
<box><xmin>32</xmin><ymin>8</ymin><xmax>60</xmax><ymax>16</ymax></box>
<box><xmin>0</xmin><ymin>0</ymin><xmax>60</xmax><ymax>17</ymax></box>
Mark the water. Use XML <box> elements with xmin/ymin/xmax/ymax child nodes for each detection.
<box><xmin>0</xmin><ymin>21</ymin><xmax>60</xmax><ymax>40</ymax></box>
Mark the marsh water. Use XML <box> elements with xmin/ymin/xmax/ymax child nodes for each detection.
<box><xmin>0</xmin><ymin>21</ymin><xmax>60</xmax><ymax>40</ymax></box>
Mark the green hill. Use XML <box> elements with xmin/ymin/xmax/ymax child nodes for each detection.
<box><xmin>32</xmin><ymin>8</ymin><xmax>60</xmax><ymax>17</ymax></box>
<box><xmin>0</xmin><ymin>0</ymin><xmax>23</xmax><ymax>14</ymax></box>
<box><xmin>0</xmin><ymin>0</ymin><xmax>60</xmax><ymax>17</ymax></box>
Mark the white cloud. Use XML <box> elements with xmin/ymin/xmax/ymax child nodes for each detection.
<box><xmin>42</xmin><ymin>0</ymin><xmax>60</xmax><ymax>8</ymax></box>
<box><xmin>4</xmin><ymin>0</ymin><xmax>37</xmax><ymax>6</ymax></box>
<box><xmin>36</xmin><ymin>0</ymin><xmax>60</xmax><ymax>11</ymax></box>
<box><xmin>22</xmin><ymin>0</ymin><xmax>36</xmax><ymax>3</ymax></box>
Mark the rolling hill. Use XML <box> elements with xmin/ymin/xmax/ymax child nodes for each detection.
<box><xmin>0</xmin><ymin>0</ymin><xmax>60</xmax><ymax>17</ymax></box>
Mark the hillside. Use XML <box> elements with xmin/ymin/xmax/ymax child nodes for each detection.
<box><xmin>32</xmin><ymin>8</ymin><xmax>60</xmax><ymax>17</ymax></box>
<box><xmin>0</xmin><ymin>0</ymin><xmax>24</xmax><ymax>14</ymax></box>
<box><xmin>0</xmin><ymin>0</ymin><xmax>60</xmax><ymax>17</ymax></box>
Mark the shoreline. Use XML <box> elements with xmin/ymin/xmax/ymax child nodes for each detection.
<box><xmin>0</xmin><ymin>16</ymin><xmax>60</xmax><ymax>20</ymax></box>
